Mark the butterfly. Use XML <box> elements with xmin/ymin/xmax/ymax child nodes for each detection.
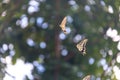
<box><xmin>76</xmin><ymin>39</ymin><xmax>88</xmax><ymax>55</ymax></box>
<box><xmin>59</xmin><ymin>16</ymin><xmax>67</xmax><ymax>34</ymax></box>
<box><xmin>83</xmin><ymin>75</ymin><xmax>91</xmax><ymax>80</ymax></box>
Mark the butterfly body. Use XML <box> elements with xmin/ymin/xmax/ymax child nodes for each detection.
<box><xmin>83</xmin><ymin>75</ymin><xmax>91</xmax><ymax>80</ymax></box>
<box><xmin>59</xmin><ymin>17</ymin><xmax>67</xmax><ymax>34</ymax></box>
<box><xmin>76</xmin><ymin>39</ymin><xmax>88</xmax><ymax>55</ymax></box>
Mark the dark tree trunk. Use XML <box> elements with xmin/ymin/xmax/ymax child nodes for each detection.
<box><xmin>54</xmin><ymin>0</ymin><xmax>61</xmax><ymax>80</ymax></box>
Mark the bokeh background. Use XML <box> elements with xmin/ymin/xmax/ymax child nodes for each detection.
<box><xmin>0</xmin><ymin>0</ymin><xmax>120</xmax><ymax>80</ymax></box>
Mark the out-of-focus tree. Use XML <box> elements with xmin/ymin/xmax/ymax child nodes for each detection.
<box><xmin>0</xmin><ymin>0</ymin><xmax>120</xmax><ymax>80</ymax></box>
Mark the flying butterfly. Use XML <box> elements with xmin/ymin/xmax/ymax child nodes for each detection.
<box><xmin>76</xmin><ymin>39</ymin><xmax>88</xmax><ymax>55</ymax></box>
<box><xmin>83</xmin><ymin>75</ymin><xmax>91</xmax><ymax>80</ymax></box>
<box><xmin>59</xmin><ymin>16</ymin><xmax>67</xmax><ymax>34</ymax></box>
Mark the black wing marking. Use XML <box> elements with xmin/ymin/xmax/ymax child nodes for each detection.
<box><xmin>76</xmin><ymin>39</ymin><xmax>88</xmax><ymax>55</ymax></box>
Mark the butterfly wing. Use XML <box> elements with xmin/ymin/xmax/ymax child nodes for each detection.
<box><xmin>83</xmin><ymin>75</ymin><xmax>91</xmax><ymax>80</ymax></box>
<box><xmin>76</xmin><ymin>39</ymin><xmax>88</xmax><ymax>55</ymax></box>
<box><xmin>59</xmin><ymin>17</ymin><xmax>67</xmax><ymax>34</ymax></box>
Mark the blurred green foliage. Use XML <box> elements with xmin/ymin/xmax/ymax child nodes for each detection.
<box><xmin>0</xmin><ymin>0</ymin><xmax>120</xmax><ymax>80</ymax></box>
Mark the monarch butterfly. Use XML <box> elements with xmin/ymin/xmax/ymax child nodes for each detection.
<box><xmin>83</xmin><ymin>75</ymin><xmax>91</xmax><ymax>80</ymax></box>
<box><xmin>59</xmin><ymin>16</ymin><xmax>67</xmax><ymax>34</ymax></box>
<box><xmin>76</xmin><ymin>39</ymin><xmax>88</xmax><ymax>55</ymax></box>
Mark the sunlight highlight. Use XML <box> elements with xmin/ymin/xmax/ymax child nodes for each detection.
<box><xmin>116</xmin><ymin>53</ymin><xmax>120</xmax><ymax>63</ymax></box>
<box><xmin>87</xmin><ymin>0</ymin><xmax>95</xmax><ymax>5</ymax></box>
<box><xmin>59</xmin><ymin>33</ymin><xmax>66</xmax><ymax>40</ymax></box>
<box><xmin>108</xmin><ymin>50</ymin><xmax>113</xmax><ymax>56</ymax></box>
<box><xmin>40</xmin><ymin>42</ymin><xmax>46</xmax><ymax>49</ymax></box>
<box><xmin>67</xmin><ymin>16</ymin><xmax>73</xmax><ymax>23</ymax></box>
<box><xmin>41</xmin><ymin>22</ymin><xmax>48</xmax><ymax>29</ymax></box>
<box><xmin>68</xmin><ymin>0</ymin><xmax>76</xmax><ymax>6</ymax></box>
<box><xmin>100</xmin><ymin>0</ymin><xmax>105</xmax><ymax>6</ymax></box>
<box><xmin>37</xmin><ymin>17</ymin><xmax>44</xmax><ymax>27</ymax></box>
<box><xmin>89</xmin><ymin>57</ymin><xmax>95</xmax><ymax>65</ymax></box>
<box><xmin>66</xmin><ymin>27</ymin><xmax>71</xmax><ymax>34</ymax></box>
<box><xmin>2</xmin><ymin>0</ymin><xmax>10</xmax><ymax>4</ymax></box>
<box><xmin>1</xmin><ymin>11</ymin><xmax>7</xmax><ymax>17</ymax></box>
<box><xmin>4</xmin><ymin>58</ymin><xmax>34</xmax><ymax>80</ymax></box>
<box><xmin>108</xmin><ymin>5</ymin><xmax>114</xmax><ymax>14</ymax></box>
<box><xmin>100</xmin><ymin>58</ymin><xmax>106</xmax><ymax>66</ymax></box>
<box><xmin>106</xmin><ymin>28</ymin><xmax>117</xmax><ymax>38</ymax></box>
<box><xmin>73</xmin><ymin>34</ymin><xmax>82</xmax><ymax>43</ymax></box>
<box><xmin>20</xmin><ymin>15</ymin><xmax>28</xmax><ymax>29</ymax></box>
<box><xmin>113</xmin><ymin>65</ymin><xmax>120</xmax><ymax>80</ymax></box>
<box><xmin>84</xmin><ymin>5</ymin><xmax>91</xmax><ymax>12</ymax></box>
<box><xmin>106</xmin><ymin>28</ymin><xmax>120</xmax><ymax>42</ymax></box>
<box><xmin>28</xmin><ymin>0</ymin><xmax>39</xmax><ymax>14</ymax></box>
<box><xmin>27</xmin><ymin>38</ymin><xmax>35</xmax><ymax>47</ymax></box>
<box><xmin>2</xmin><ymin>44</ymin><xmax>8</xmax><ymax>51</ymax></box>
<box><xmin>117</xmin><ymin>41</ymin><xmax>120</xmax><ymax>50</ymax></box>
<box><xmin>61</xmin><ymin>49</ymin><xmax>68</xmax><ymax>56</ymax></box>
<box><xmin>9</xmin><ymin>50</ymin><xmax>15</xmax><ymax>56</ymax></box>
<box><xmin>8</xmin><ymin>44</ymin><xmax>14</xmax><ymax>50</ymax></box>
<box><xmin>68</xmin><ymin>0</ymin><xmax>79</xmax><ymax>11</ymax></box>
<box><xmin>33</xmin><ymin>61</ymin><xmax>45</xmax><ymax>73</ymax></box>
